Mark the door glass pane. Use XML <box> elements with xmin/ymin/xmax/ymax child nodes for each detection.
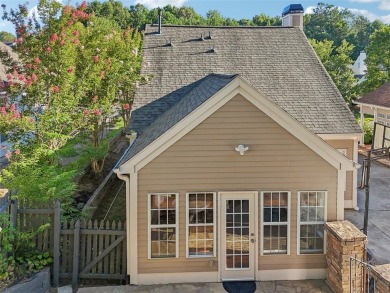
<box><xmin>225</xmin><ymin>199</ymin><xmax>250</xmax><ymax>269</ymax></box>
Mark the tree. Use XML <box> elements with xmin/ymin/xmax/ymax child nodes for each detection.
<box><xmin>310</xmin><ymin>38</ymin><xmax>357</xmax><ymax>104</ymax></box>
<box><xmin>0</xmin><ymin>31</ymin><xmax>15</xmax><ymax>42</ymax></box>
<box><xmin>87</xmin><ymin>0</ymin><xmax>132</xmax><ymax>29</ymax></box>
<box><xmin>206</xmin><ymin>10</ymin><xmax>224</xmax><ymax>26</ymax></box>
<box><xmin>252</xmin><ymin>13</ymin><xmax>281</xmax><ymax>26</ymax></box>
<box><xmin>360</xmin><ymin>26</ymin><xmax>390</xmax><ymax>94</ymax></box>
<box><xmin>304</xmin><ymin>2</ymin><xmax>352</xmax><ymax>48</ymax></box>
<box><xmin>0</xmin><ymin>0</ymin><xmax>142</xmax><ymax>201</ymax></box>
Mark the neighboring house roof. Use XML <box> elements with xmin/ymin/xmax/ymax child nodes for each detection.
<box><xmin>117</xmin><ymin>74</ymin><xmax>355</xmax><ymax>172</ymax></box>
<box><xmin>0</xmin><ymin>42</ymin><xmax>18</xmax><ymax>82</ymax></box>
<box><xmin>130</xmin><ymin>25</ymin><xmax>361</xmax><ymax>135</ymax></box>
<box><xmin>355</xmin><ymin>82</ymin><xmax>390</xmax><ymax>108</ymax></box>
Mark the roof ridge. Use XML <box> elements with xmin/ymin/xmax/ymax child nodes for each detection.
<box><xmin>146</xmin><ymin>24</ymin><xmax>296</xmax><ymax>29</ymax></box>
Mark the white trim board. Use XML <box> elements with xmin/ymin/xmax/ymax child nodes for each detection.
<box><xmin>137</xmin><ymin>271</ymin><xmax>219</xmax><ymax>285</ymax></box>
<box><xmin>117</xmin><ymin>75</ymin><xmax>355</xmax><ymax>175</ymax></box>
<box><xmin>257</xmin><ymin>268</ymin><xmax>326</xmax><ymax>281</ymax></box>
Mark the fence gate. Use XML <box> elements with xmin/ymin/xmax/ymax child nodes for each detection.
<box><xmin>350</xmin><ymin>256</ymin><xmax>375</xmax><ymax>293</ymax></box>
<box><xmin>59</xmin><ymin>219</ymin><xmax>127</xmax><ymax>288</ymax></box>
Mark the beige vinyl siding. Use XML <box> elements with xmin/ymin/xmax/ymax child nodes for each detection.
<box><xmin>137</xmin><ymin>94</ymin><xmax>337</xmax><ymax>274</ymax></box>
<box><xmin>325</xmin><ymin>140</ymin><xmax>354</xmax><ymax>201</ymax></box>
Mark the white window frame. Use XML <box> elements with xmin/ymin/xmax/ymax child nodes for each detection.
<box><xmin>186</xmin><ymin>192</ymin><xmax>216</xmax><ymax>258</ymax></box>
<box><xmin>148</xmin><ymin>193</ymin><xmax>179</xmax><ymax>259</ymax></box>
<box><xmin>377</xmin><ymin>113</ymin><xmax>385</xmax><ymax>119</ymax></box>
<box><xmin>297</xmin><ymin>191</ymin><xmax>327</xmax><ymax>255</ymax></box>
<box><xmin>386</xmin><ymin>114</ymin><xmax>390</xmax><ymax>120</ymax></box>
<box><xmin>260</xmin><ymin>191</ymin><xmax>290</xmax><ymax>256</ymax></box>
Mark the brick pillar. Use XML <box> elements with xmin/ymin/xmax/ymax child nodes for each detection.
<box><xmin>325</xmin><ymin>220</ymin><xmax>367</xmax><ymax>293</ymax></box>
<box><xmin>372</xmin><ymin>264</ymin><xmax>390</xmax><ymax>293</ymax></box>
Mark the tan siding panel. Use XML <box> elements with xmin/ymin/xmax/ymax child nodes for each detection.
<box><xmin>137</xmin><ymin>94</ymin><xmax>337</xmax><ymax>274</ymax></box>
<box><xmin>325</xmin><ymin>139</ymin><xmax>355</xmax><ymax>201</ymax></box>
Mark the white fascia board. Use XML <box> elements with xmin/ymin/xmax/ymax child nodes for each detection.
<box><xmin>318</xmin><ymin>133</ymin><xmax>362</xmax><ymax>140</ymax></box>
<box><xmin>118</xmin><ymin>76</ymin><xmax>355</xmax><ymax>174</ymax></box>
<box><xmin>355</xmin><ymin>101</ymin><xmax>390</xmax><ymax>112</ymax></box>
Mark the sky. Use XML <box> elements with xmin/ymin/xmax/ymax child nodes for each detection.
<box><xmin>0</xmin><ymin>0</ymin><xmax>390</xmax><ymax>35</ymax></box>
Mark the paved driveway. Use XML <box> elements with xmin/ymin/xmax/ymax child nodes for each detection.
<box><xmin>345</xmin><ymin>154</ymin><xmax>390</xmax><ymax>264</ymax></box>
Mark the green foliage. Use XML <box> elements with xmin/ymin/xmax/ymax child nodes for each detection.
<box><xmin>0</xmin><ymin>215</ymin><xmax>52</xmax><ymax>287</ymax></box>
<box><xmin>0</xmin><ymin>31</ymin><xmax>15</xmax><ymax>42</ymax></box>
<box><xmin>359</xmin><ymin>25</ymin><xmax>390</xmax><ymax>94</ymax></box>
<box><xmin>309</xmin><ymin>38</ymin><xmax>357</xmax><ymax>104</ymax></box>
<box><xmin>357</xmin><ymin>117</ymin><xmax>374</xmax><ymax>144</ymax></box>
<box><xmin>304</xmin><ymin>2</ymin><xmax>353</xmax><ymax>48</ymax></box>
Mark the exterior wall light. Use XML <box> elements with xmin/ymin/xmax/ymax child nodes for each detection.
<box><xmin>235</xmin><ymin>144</ymin><xmax>249</xmax><ymax>155</ymax></box>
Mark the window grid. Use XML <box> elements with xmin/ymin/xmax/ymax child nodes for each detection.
<box><xmin>261</xmin><ymin>192</ymin><xmax>289</xmax><ymax>255</ymax></box>
<box><xmin>225</xmin><ymin>199</ymin><xmax>250</xmax><ymax>269</ymax></box>
<box><xmin>298</xmin><ymin>191</ymin><xmax>326</xmax><ymax>255</ymax></box>
<box><xmin>149</xmin><ymin>193</ymin><xmax>178</xmax><ymax>259</ymax></box>
<box><xmin>187</xmin><ymin>192</ymin><xmax>216</xmax><ymax>258</ymax></box>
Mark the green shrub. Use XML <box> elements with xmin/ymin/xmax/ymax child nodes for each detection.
<box><xmin>0</xmin><ymin>215</ymin><xmax>52</xmax><ymax>288</ymax></box>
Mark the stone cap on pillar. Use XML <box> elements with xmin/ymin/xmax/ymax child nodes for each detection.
<box><xmin>325</xmin><ymin>220</ymin><xmax>367</xmax><ymax>242</ymax></box>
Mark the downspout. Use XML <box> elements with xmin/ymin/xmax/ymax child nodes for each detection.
<box><xmin>114</xmin><ymin>131</ymin><xmax>137</xmax><ymax>283</ymax></box>
<box><xmin>114</xmin><ymin>171</ymin><xmax>131</xmax><ymax>279</ymax></box>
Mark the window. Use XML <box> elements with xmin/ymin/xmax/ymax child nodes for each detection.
<box><xmin>261</xmin><ymin>192</ymin><xmax>290</xmax><ymax>255</ymax></box>
<box><xmin>378</xmin><ymin>120</ymin><xmax>385</xmax><ymax>125</ymax></box>
<box><xmin>378</xmin><ymin>113</ymin><xmax>385</xmax><ymax>118</ymax></box>
<box><xmin>149</xmin><ymin>193</ymin><xmax>178</xmax><ymax>258</ymax></box>
<box><xmin>187</xmin><ymin>192</ymin><xmax>215</xmax><ymax>257</ymax></box>
<box><xmin>298</xmin><ymin>191</ymin><xmax>327</xmax><ymax>254</ymax></box>
<box><xmin>387</xmin><ymin>115</ymin><xmax>390</xmax><ymax>120</ymax></box>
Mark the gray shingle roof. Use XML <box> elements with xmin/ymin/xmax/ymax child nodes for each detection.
<box><xmin>0</xmin><ymin>42</ymin><xmax>19</xmax><ymax>82</ymax></box>
<box><xmin>131</xmin><ymin>25</ymin><xmax>361</xmax><ymax>135</ymax></box>
<box><xmin>356</xmin><ymin>82</ymin><xmax>390</xmax><ymax>108</ymax></box>
<box><xmin>119</xmin><ymin>73</ymin><xmax>236</xmax><ymax>164</ymax></box>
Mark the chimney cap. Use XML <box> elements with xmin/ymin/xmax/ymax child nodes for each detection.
<box><xmin>282</xmin><ymin>4</ymin><xmax>304</xmax><ymax>17</ymax></box>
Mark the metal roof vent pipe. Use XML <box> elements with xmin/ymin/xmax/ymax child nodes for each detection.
<box><xmin>282</xmin><ymin>4</ymin><xmax>304</xmax><ymax>31</ymax></box>
<box><xmin>158</xmin><ymin>8</ymin><xmax>163</xmax><ymax>35</ymax></box>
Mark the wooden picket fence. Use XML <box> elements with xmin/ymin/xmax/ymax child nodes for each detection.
<box><xmin>60</xmin><ymin>219</ymin><xmax>127</xmax><ymax>288</ymax></box>
<box><xmin>3</xmin><ymin>199</ymin><xmax>127</xmax><ymax>288</ymax></box>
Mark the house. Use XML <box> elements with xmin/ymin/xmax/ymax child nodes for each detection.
<box><xmin>355</xmin><ymin>82</ymin><xmax>390</xmax><ymax>142</ymax></box>
<box><xmin>114</xmin><ymin>5</ymin><xmax>362</xmax><ymax>285</ymax></box>
<box><xmin>351</xmin><ymin>51</ymin><xmax>367</xmax><ymax>84</ymax></box>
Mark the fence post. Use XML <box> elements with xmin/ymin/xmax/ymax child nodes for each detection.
<box><xmin>52</xmin><ymin>201</ymin><xmax>61</xmax><ymax>287</ymax></box>
<box><xmin>10</xmin><ymin>197</ymin><xmax>17</xmax><ymax>228</ymax></box>
<box><xmin>72</xmin><ymin>220</ymin><xmax>80</xmax><ymax>290</ymax></box>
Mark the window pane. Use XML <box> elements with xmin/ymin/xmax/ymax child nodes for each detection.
<box><xmin>280</xmin><ymin>208</ymin><xmax>288</xmax><ymax>222</ymax></box>
<box><xmin>264</xmin><ymin>207</ymin><xmax>271</xmax><ymax>222</ymax></box>
<box><xmin>167</xmin><ymin>194</ymin><xmax>176</xmax><ymax>208</ymax></box>
<box><xmin>264</xmin><ymin>193</ymin><xmax>271</xmax><ymax>207</ymax></box>
<box><xmin>280</xmin><ymin>193</ymin><xmax>288</xmax><ymax>206</ymax></box>
<box><xmin>206</xmin><ymin>209</ymin><xmax>213</xmax><ymax>223</ymax></box>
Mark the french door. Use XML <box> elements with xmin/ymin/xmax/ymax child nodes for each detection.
<box><xmin>219</xmin><ymin>192</ymin><xmax>257</xmax><ymax>280</ymax></box>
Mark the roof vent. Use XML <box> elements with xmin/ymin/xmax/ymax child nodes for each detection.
<box><xmin>200</xmin><ymin>33</ymin><xmax>205</xmax><ymax>41</ymax></box>
<box><xmin>207</xmin><ymin>31</ymin><xmax>212</xmax><ymax>39</ymax></box>
<box><xmin>207</xmin><ymin>48</ymin><xmax>216</xmax><ymax>53</ymax></box>
<box><xmin>282</xmin><ymin>4</ymin><xmax>304</xmax><ymax>31</ymax></box>
<box><xmin>164</xmin><ymin>39</ymin><xmax>173</xmax><ymax>47</ymax></box>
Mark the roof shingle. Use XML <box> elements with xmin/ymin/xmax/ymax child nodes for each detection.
<box><xmin>131</xmin><ymin>25</ymin><xmax>361</xmax><ymax>135</ymax></box>
<box><xmin>356</xmin><ymin>83</ymin><xmax>390</xmax><ymax>108</ymax></box>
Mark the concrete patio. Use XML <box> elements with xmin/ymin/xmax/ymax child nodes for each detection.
<box><xmin>345</xmin><ymin>154</ymin><xmax>390</xmax><ymax>264</ymax></box>
<box><xmin>76</xmin><ymin>279</ymin><xmax>332</xmax><ymax>293</ymax></box>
